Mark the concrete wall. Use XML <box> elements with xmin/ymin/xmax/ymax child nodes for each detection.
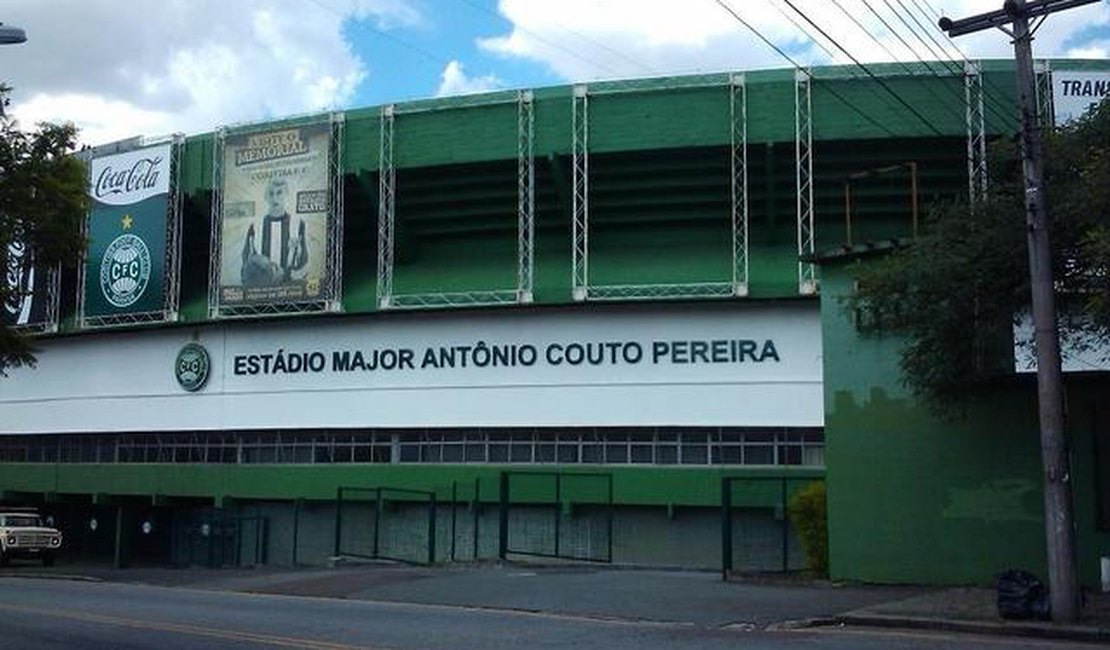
<box><xmin>820</xmin><ymin>265</ymin><xmax>1110</xmax><ymax>586</ymax></box>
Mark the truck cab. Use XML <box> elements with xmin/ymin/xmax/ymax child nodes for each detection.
<box><xmin>0</xmin><ymin>510</ymin><xmax>63</xmax><ymax>567</ymax></box>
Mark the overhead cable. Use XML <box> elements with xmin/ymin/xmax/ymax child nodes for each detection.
<box><xmin>779</xmin><ymin>0</ymin><xmax>947</xmax><ymax>135</ymax></box>
<box><xmin>713</xmin><ymin>0</ymin><xmax>899</xmax><ymax>137</ymax></box>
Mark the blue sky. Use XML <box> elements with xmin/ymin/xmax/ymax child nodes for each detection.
<box><xmin>343</xmin><ymin>0</ymin><xmax>562</xmax><ymax>105</ymax></box>
<box><xmin>1</xmin><ymin>0</ymin><xmax>1108</xmax><ymax>145</ymax></box>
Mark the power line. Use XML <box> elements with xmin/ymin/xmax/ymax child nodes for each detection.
<box><xmin>768</xmin><ymin>0</ymin><xmax>971</xmax><ymax>136</ymax></box>
<box><xmin>779</xmin><ymin>0</ymin><xmax>946</xmax><ymax>135</ymax></box>
<box><xmin>767</xmin><ymin>0</ymin><xmax>840</xmax><ymax>61</ymax></box>
<box><xmin>712</xmin><ymin>0</ymin><xmax>899</xmax><ymax>137</ymax></box>
<box><xmin>826</xmin><ymin>0</ymin><xmax>968</xmax><ymax>126</ymax></box>
<box><xmin>455</xmin><ymin>0</ymin><xmax>634</xmax><ymax>78</ymax></box>
<box><xmin>904</xmin><ymin>0</ymin><xmax>1029</xmax><ymax>122</ymax></box>
<box><xmin>306</xmin><ymin>0</ymin><xmax>457</xmax><ymax>71</ymax></box>
<box><xmin>858</xmin><ymin>0</ymin><xmax>1015</xmax><ymax>127</ymax></box>
<box><xmin>884</xmin><ymin>0</ymin><xmax>1018</xmax><ymax>125</ymax></box>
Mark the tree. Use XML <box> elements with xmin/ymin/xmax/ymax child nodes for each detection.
<box><xmin>0</xmin><ymin>84</ymin><xmax>90</xmax><ymax>374</ymax></box>
<box><xmin>848</xmin><ymin>100</ymin><xmax>1110</xmax><ymax>411</ymax></box>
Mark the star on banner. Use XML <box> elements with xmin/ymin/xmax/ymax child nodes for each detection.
<box><xmin>121</xmin><ymin>214</ymin><xmax>133</xmax><ymax>230</ymax></box>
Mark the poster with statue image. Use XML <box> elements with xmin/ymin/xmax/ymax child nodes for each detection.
<box><xmin>83</xmin><ymin>143</ymin><xmax>171</xmax><ymax>319</ymax></box>
<box><xmin>218</xmin><ymin>124</ymin><xmax>330</xmax><ymax>307</ymax></box>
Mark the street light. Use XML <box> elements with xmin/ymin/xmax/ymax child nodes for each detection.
<box><xmin>0</xmin><ymin>23</ymin><xmax>26</xmax><ymax>45</ymax></box>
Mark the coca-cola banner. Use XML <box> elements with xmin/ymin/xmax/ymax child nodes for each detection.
<box><xmin>83</xmin><ymin>143</ymin><xmax>172</xmax><ymax>319</ymax></box>
<box><xmin>2</xmin><ymin>239</ymin><xmax>53</xmax><ymax>328</ymax></box>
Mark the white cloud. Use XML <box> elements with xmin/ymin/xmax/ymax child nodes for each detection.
<box><xmin>477</xmin><ymin>0</ymin><xmax>1109</xmax><ymax>82</ymax></box>
<box><xmin>0</xmin><ymin>0</ymin><xmax>419</xmax><ymax>145</ymax></box>
<box><xmin>436</xmin><ymin>60</ymin><xmax>504</xmax><ymax>96</ymax></box>
<box><xmin>1068</xmin><ymin>45</ymin><xmax>1110</xmax><ymax>58</ymax></box>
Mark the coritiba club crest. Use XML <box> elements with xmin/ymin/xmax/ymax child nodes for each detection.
<box><xmin>99</xmin><ymin>214</ymin><xmax>151</xmax><ymax>308</ymax></box>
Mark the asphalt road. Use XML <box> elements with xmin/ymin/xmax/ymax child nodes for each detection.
<box><xmin>0</xmin><ymin>577</ymin><xmax>1096</xmax><ymax>650</ymax></box>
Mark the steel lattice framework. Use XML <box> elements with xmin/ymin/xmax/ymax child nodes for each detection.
<box><xmin>1035</xmin><ymin>60</ymin><xmax>1055</xmax><ymax>128</ymax></box>
<box><xmin>731</xmin><ymin>72</ymin><xmax>749</xmax><ymax>297</ymax></box>
<box><xmin>795</xmin><ymin>70</ymin><xmax>817</xmax><ymax>296</ymax></box>
<box><xmin>571</xmin><ymin>84</ymin><xmax>590</xmax><ymax>302</ymax></box>
<box><xmin>376</xmin><ymin>104</ymin><xmax>396</xmax><ymax>309</ymax></box>
<box><xmin>571</xmin><ymin>78</ymin><xmax>748</xmax><ymax>302</ymax></box>
<box><xmin>517</xmin><ymin>90</ymin><xmax>536</xmax><ymax>304</ymax></box>
<box><xmin>378</xmin><ymin>92</ymin><xmax>534</xmax><ymax>310</ymax></box>
<box><xmin>965</xmin><ymin>61</ymin><xmax>988</xmax><ymax>204</ymax></box>
<box><xmin>8</xmin><ymin>265</ymin><xmax>59</xmax><ymax>335</ymax></box>
<box><xmin>208</xmin><ymin>113</ymin><xmax>345</xmax><ymax>319</ymax></box>
<box><xmin>78</xmin><ymin>135</ymin><xmax>185</xmax><ymax>329</ymax></box>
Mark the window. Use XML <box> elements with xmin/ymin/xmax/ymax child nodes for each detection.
<box><xmin>0</xmin><ymin>427</ymin><xmax>824</xmax><ymax>467</ymax></box>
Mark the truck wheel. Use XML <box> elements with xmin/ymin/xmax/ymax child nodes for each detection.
<box><xmin>42</xmin><ymin>553</ymin><xmax>55</xmax><ymax>567</ymax></box>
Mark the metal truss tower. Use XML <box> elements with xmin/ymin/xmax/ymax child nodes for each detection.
<box><xmin>795</xmin><ymin>70</ymin><xmax>817</xmax><ymax>295</ymax></box>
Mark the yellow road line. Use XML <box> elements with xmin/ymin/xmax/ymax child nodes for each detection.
<box><xmin>0</xmin><ymin>601</ymin><xmax>390</xmax><ymax>650</ymax></box>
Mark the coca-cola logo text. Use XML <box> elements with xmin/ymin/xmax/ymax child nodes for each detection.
<box><xmin>94</xmin><ymin>157</ymin><xmax>162</xmax><ymax>199</ymax></box>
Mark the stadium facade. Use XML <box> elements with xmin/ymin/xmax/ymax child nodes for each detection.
<box><xmin>2</xmin><ymin>59</ymin><xmax>1109</xmax><ymax>584</ymax></box>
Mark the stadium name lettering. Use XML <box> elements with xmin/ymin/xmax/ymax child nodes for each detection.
<box><xmin>94</xmin><ymin>157</ymin><xmax>163</xmax><ymax>199</ymax></box>
<box><xmin>235</xmin><ymin>129</ymin><xmax>308</xmax><ymax>165</ymax></box>
<box><xmin>1060</xmin><ymin>78</ymin><xmax>1110</xmax><ymax>98</ymax></box>
<box><xmin>231</xmin><ymin>338</ymin><xmax>780</xmax><ymax>376</ymax></box>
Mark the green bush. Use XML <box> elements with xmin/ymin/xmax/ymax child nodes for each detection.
<box><xmin>788</xmin><ymin>481</ymin><xmax>828</xmax><ymax>576</ymax></box>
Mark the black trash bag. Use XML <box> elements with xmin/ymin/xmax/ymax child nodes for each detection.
<box><xmin>996</xmin><ymin>569</ymin><xmax>1051</xmax><ymax>620</ymax></box>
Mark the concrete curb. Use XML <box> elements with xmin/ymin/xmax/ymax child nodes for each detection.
<box><xmin>0</xmin><ymin>572</ymin><xmax>102</xmax><ymax>583</ymax></box>
<box><xmin>826</xmin><ymin>613</ymin><xmax>1110</xmax><ymax>643</ymax></box>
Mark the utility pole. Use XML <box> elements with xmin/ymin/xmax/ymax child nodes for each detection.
<box><xmin>940</xmin><ymin>0</ymin><xmax>1099</xmax><ymax>624</ymax></box>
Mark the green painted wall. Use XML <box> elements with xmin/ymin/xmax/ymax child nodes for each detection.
<box><xmin>820</xmin><ymin>263</ymin><xmax>1110</xmax><ymax>586</ymax></box>
<box><xmin>140</xmin><ymin>60</ymin><xmax>1064</xmax><ymax>331</ymax></box>
<box><xmin>0</xmin><ymin>463</ymin><xmax>821</xmax><ymax>509</ymax></box>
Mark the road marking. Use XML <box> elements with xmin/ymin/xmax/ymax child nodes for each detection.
<box><xmin>0</xmin><ymin>601</ymin><xmax>387</xmax><ymax>650</ymax></box>
<box><xmin>801</xmin><ymin>624</ymin><xmax>1095</xmax><ymax>648</ymax></box>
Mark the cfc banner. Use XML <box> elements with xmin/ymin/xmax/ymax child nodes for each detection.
<box><xmin>84</xmin><ymin>144</ymin><xmax>172</xmax><ymax>319</ymax></box>
<box><xmin>218</xmin><ymin>124</ymin><xmax>331</xmax><ymax>307</ymax></box>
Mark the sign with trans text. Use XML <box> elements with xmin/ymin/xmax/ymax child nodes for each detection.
<box><xmin>1052</xmin><ymin>71</ymin><xmax>1110</xmax><ymax>125</ymax></box>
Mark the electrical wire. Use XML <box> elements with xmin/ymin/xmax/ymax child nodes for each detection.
<box><xmin>305</xmin><ymin>0</ymin><xmax>458</xmax><ymax>72</ymax></box>
<box><xmin>827</xmin><ymin>0</ymin><xmax>968</xmax><ymax>125</ymax></box>
<box><xmin>859</xmin><ymin>0</ymin><xmax>1015</xmax><ymax>127</ymax></box>
<box><xmin>885</xmin><ymin>0</ymin><xmax>1018</xmax><ymax>126</ymax></box>
<box><xmin>712</xmin><ymin>0</ymin><xmax>899</xmax><ymax>137</ymax></box>
<box><xmin>779</xmin><ymin>0</ymin><xmax>947</xmax><ymax>135</ymax></box>
<box><xmin>905</xmin><ymin>0</ymin><xmax>1029</xmax><ymax>122</ymax></box>
<box><xmin>767</xmin><ymin>0</ymin><xmax>841</xmax><ymax>61</ymax></box>
<box><xmin>455</xmin><ymin>0</ymin><xmax>636</xmax><ymax>78</ymax></box>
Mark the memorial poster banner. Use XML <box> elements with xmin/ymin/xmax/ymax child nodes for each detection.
<box><xmin>84</xmin><ymin>144</ymin><xmax>172</xmax><ymax>318</ymax></box>
<box><xmin>2</xmin><ymin>239</ymin><xmax>53</xmax><ymax>328</ymax></box>
<box><xmin>218</xmin><ymin>124</ymin><xmax>330</xmax><ymax>307</ymax></box>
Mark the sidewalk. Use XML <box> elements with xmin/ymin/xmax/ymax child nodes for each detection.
<box><xmin>831</xmin><ymin>586</ymin><xmax>1110</xmax><ymax>643</ymax></box>
<box><xmin>3</xmin><ymin>561</ymin><xmax>1109</xmax><ymax>641</ymax></box>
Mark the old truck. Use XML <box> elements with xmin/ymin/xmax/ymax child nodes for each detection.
<box><xmin>0</xmin><ymin>510</ymin><xmax>62</xmax><ymax>566</ymax></box>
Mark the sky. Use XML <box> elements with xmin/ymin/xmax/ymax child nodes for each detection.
<box><xmin>0</xmin><ymin>0</ymin><xmax>1108</xmax><ymax>146</ymax></box>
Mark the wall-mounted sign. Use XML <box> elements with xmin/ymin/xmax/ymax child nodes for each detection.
<box><xmin>175</xmin><ymin>342</ymin><xmax>211</xmax><ymax>392</ymax></box>
<box><xmin>217</xmin><ymin>125</ymin><xmax>332</xmax><ymax>308</ymax></box>
<box><xmin>3</xmin><ymin>239</ymin><xmax>56</xmax><ymax>329</ymax></box>
<box><xmin>1052</xmin><ymin>71</ymin><xmax>1110</xmax><ymax>125</ymax></box>
<box><xmin>84</xmin><ymin>144</ymin><xmax>173</xmax><ymax>320</ymax></box>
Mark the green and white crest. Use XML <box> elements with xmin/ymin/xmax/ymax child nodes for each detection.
<box><xmin>99</xmin><ymin>233</ymin><xmax>152</xmax><ymax>308</ymax></box>
<box><xmin>175</xmin><ymin>342</ymin><xmax>210</xmax><ymax>392</ymax></box>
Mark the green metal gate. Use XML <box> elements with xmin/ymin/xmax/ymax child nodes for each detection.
<box><xmin>334</xmin><ymin>486</ymin><xmax>437</xmax><ymax>565</ymax></box>
<box><xmin>498</xmin><ymin>471</ymin><xmax>613</xmax><ymax>563</ymax></box>
<box><xmin>720</xmin><ymin>476</ymin><xmax>822</xmax><ymax>579</ymax></box>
